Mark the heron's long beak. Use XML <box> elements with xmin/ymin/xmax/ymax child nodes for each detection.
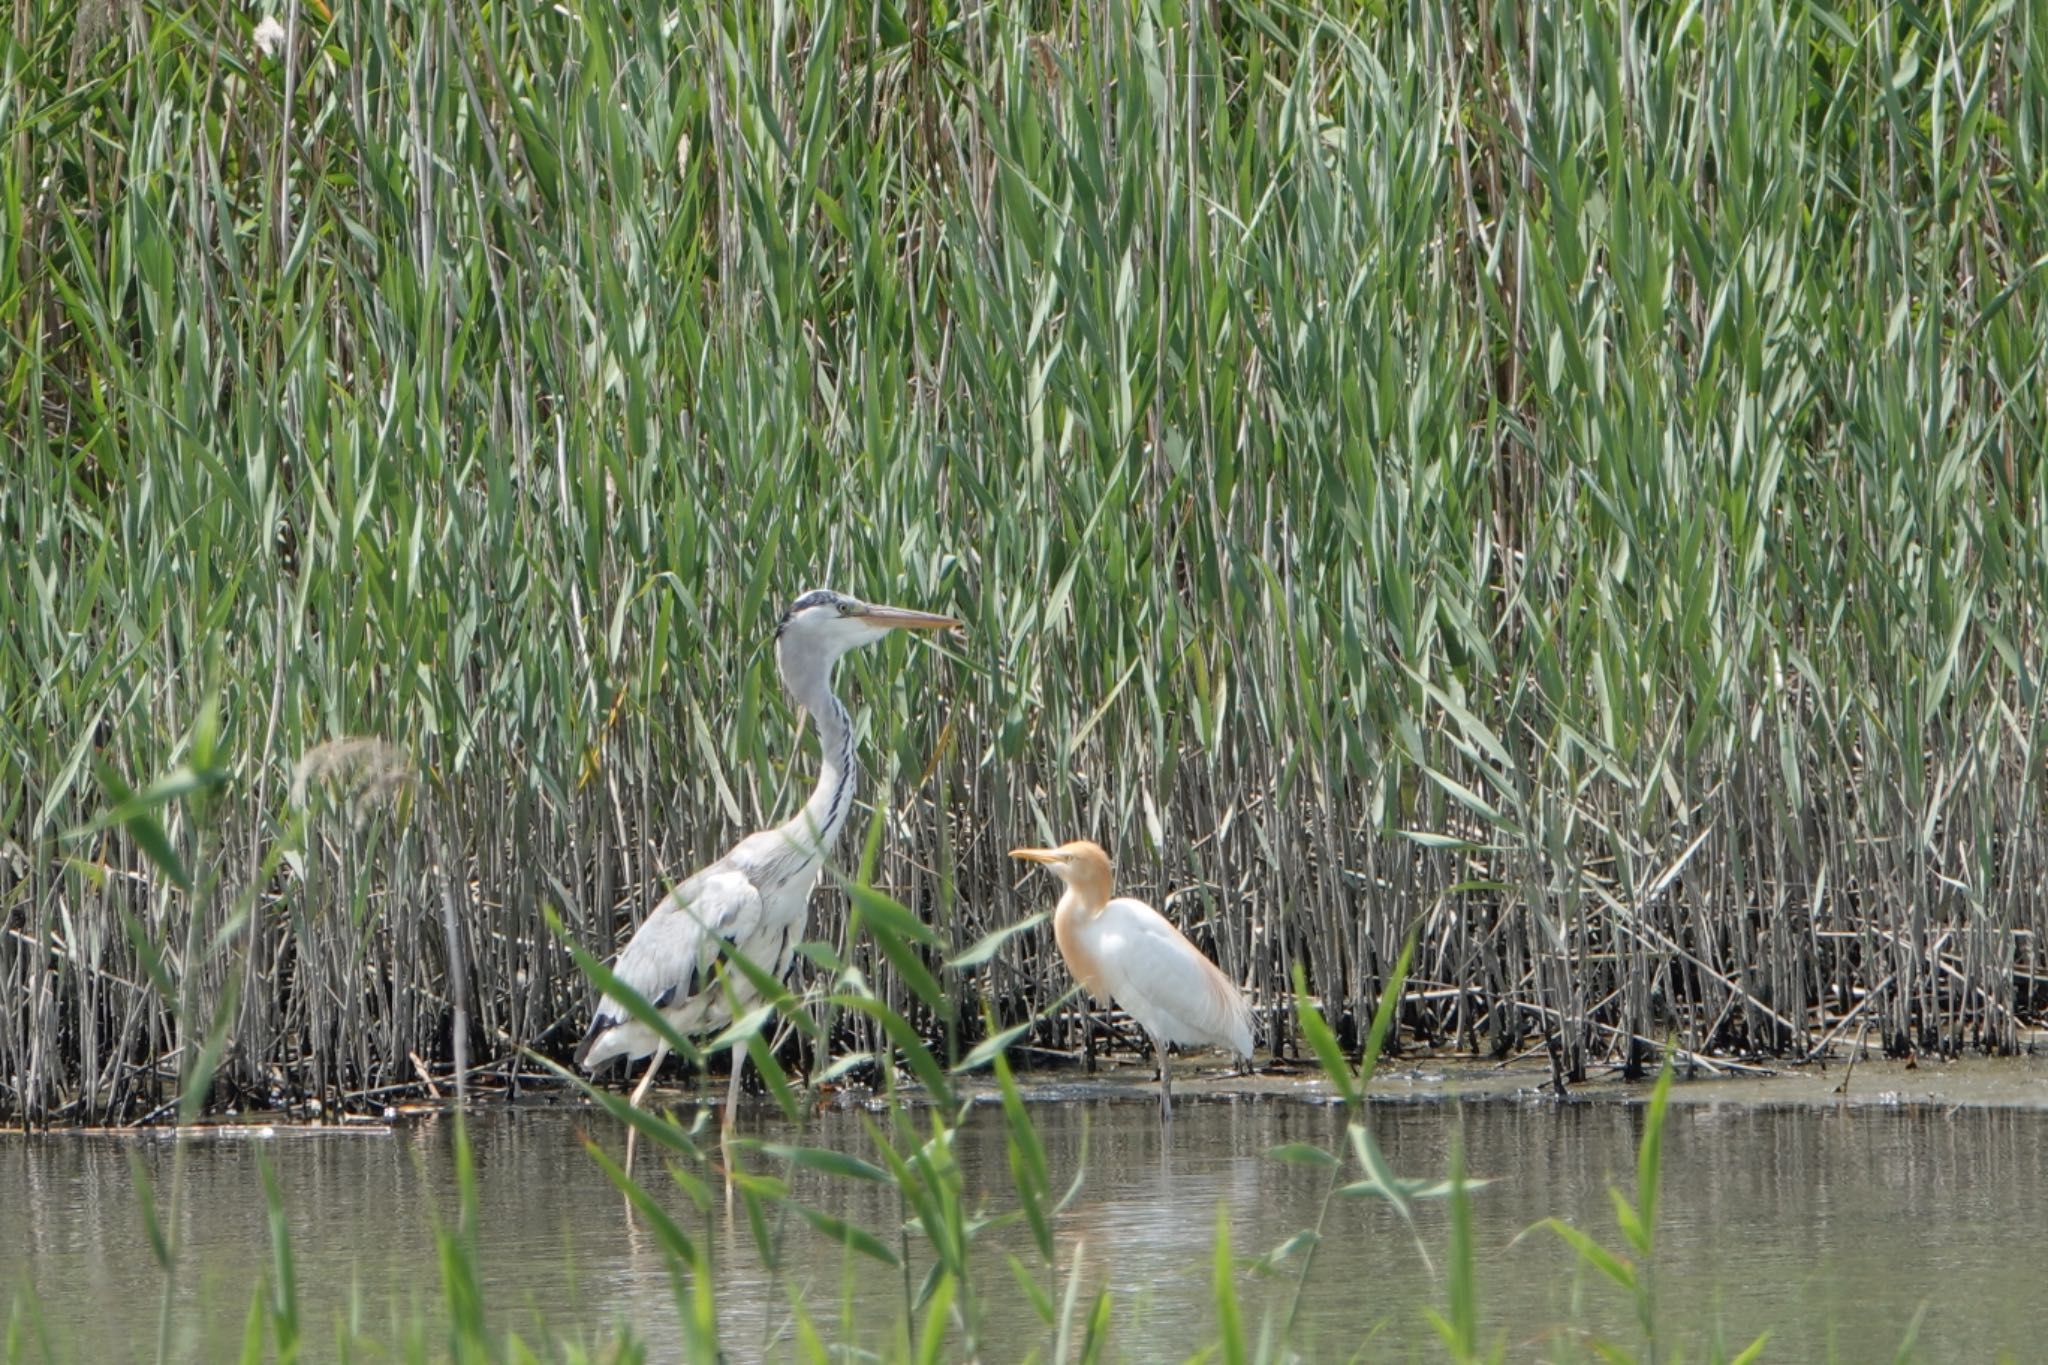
<box><xmin>1009</xmin><ymin>847</ymin><xmax>1059</xmax><ymax>864</ymax></box>
<box><xmin>861</xmin><ymin>604</ymin><xmax>962</xmax><ymax>632</ymax></box>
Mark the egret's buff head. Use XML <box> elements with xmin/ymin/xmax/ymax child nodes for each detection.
<box><xmin>774</xmin><ymin>589</ymin><xmax>959</xmax><ymax>676</ymax></box>
<box><xmin>1008</xmin><ymin>839</ymin><xmax>1115</xmax><ymax>910</ymax></box>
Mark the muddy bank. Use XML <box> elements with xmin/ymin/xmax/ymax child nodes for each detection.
<box><xmin>938</xmin><ymin>1038</ymin><xmax>2048</xmax><ymax>1113</ymax></box>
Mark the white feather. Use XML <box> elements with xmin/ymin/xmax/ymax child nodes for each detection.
<box><xmin>1069</xmin><ymin>896</ymin><xmax>1254</xmax><ymax>1059</ymax></box>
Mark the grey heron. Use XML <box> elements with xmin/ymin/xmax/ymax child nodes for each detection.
<box><xmin>576</xmin><ymin>589</ymin><xmax>959</xmax><ymax>1158</ymax></box>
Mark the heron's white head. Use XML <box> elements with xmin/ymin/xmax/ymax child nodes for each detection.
<box><xmin>1009</xmin><ymin>839</ymin><xmax>1115</xmax><ymax>911</ymax></box>
<box><xmin>774</xmin><ymin>589</ymin><xmax>959</xmax><ymax>680</ymax></box>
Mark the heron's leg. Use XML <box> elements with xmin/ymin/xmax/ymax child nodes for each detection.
<box><xmin>1156</xmin><ymin>1037</ymin><xmax>1173</xmax><ymax>1122</ymax></box>
<box><xmin>722</xmin><ymin>1045</ymin><xmax>747</xmax><ymax>1142</ymax></box>
<box><xmin>624</xmin><ymin>1044</ymin><xmax>668</xmax><ymax>1177</ymax></box>
<box><xmin>716</xmin><ymin>1045</ymin><xmax>749</xmax><ymax>1205</ymax></box>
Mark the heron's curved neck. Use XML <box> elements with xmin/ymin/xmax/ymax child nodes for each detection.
<box><xmin>779</xmin><ymin>649</ymin><xmax>858</xmax><ymax>859</ymax></box>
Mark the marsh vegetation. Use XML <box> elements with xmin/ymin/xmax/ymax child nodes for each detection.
<box><xmin>5</xmin><ymin>0</ymin><xmax>2046</xmax><ymax>1132</ymax></box>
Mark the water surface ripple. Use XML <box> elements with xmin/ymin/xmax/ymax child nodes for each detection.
<box><xmin>5</xmin><ymin>1089</ymin><xmax>2044</xmax><ymax>1360</ymax></box>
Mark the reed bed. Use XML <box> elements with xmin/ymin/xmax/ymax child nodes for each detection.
<box><xmin>4</xmin><ymin>0</ymin><xmax>2046</xmax><ymax>1124</ymax></box>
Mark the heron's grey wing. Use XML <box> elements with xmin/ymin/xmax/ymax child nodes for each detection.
<box><xmin>574</xmin><ymin>867</ymin><xmax>762</xmax><ymax>1068</ymax></box>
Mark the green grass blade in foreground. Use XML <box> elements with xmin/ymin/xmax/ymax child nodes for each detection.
<box><xmin>841</xmin><ymin>878</ymin><xmax>947</xmax><ymax>1010</ymax></box>
<box><xmin>584</xmin><ymin>1138</ymin><xmax>702</xmax><ymax>1267</ymax></box>
<box><xmin>1521</xmin><ymin>1060</ymin><xmax>1683</xmax><ymax>1335</ymax></box>
<box><xmin>994</xmin><ymin>1049</ymin><xmax>1055</xmax><ymax>1260</ymax></box>
<box><xmin>586</xmin><ymin>1139</ymin><xmax>723</xmax><ymax>1359</ymax></box>
<box><xmin>735</xmin><ymin>1174</ymin><xmax>784</xmax><ymax>1273</ymax></box>
<box><xmin>954</xmin><ymin>985</ymin><xmax>1078</xmax><ymax>1075</ymax></box>
<box><xmin>234</xmin><ymin>1286</ymin><xmax>265</xmax><ymax>1365</ymax></box>
<box><xmin>126</xmin><ymin>1152</ymin><xmax>171</xmax><ymax>1271</ymax></box>
<box><xmin>524</xmin><ymin>1050</ymin><xmax>710</xmax><ymax>1165</ymax></box>
<box><xmin>1626</xmin><ymin>1055</ymin><xmax>1676</xmax><ymax>1352</ymax></box>
<box><xmin>257</xmin><ymin>1150</ymin><xmax>300</xmax><ymax>1360</ymax></box>
<box><xmin>1633</xmin><ymin>1055</ymin><xmax>1675</xmax><ymax>1251</ymax></box>
<box><xmin>1360</xmin><ymin>931</ymin><xmax>1419</xmax><ymax>1090</ymax></box>
<box><xmin>747</xmin><ymin>1142</ymin><xmax>892</xmax><ymax>1184</ymax></box>
<box><xmin>1007</xmin><ymin>1253</ymin><xmax>1056</xmax><ymax>1325</ymax></box>
<box><xmin>71</xmin><ymin>755</ymin><xmax>229</xmax><ymax>893</ymax></box>
<box><xmin>915</xmin><ymin>1271</ymin><xmax>956</xmax><ymax>1365</ymax></box>
<box><xmin>794</xmin><ymin>1204</ymin><xmax>901</xmax><ymax>1268</ymax></box>
<box><xmin>945</xmin><ymin>912</ymin><xmax>1047</xmax><ymax>970</ymax></box>
<box><xmin>1079</xmin><ymin>1288</ymin><xmax>1112</xmax><ymax>1365</ymax></box>
<box><xmin>1526</xmin><ymin>1218</ymin><xmax>1638</xmax><ymax>1294</ymax></box>
<box><xmin>861</xmin><ymin>1108</ymin><xmax>973</xmax><ymax>1293</ymax></box>
<box><xmin>714</xmin><ymin>932</ymin><xmax>824</xmax><ymax>1039</ymax></box>
<box><xmin>832</xmin><ymin>994</ymin><xmax>956</xmax><ymax>1108</ymax></box>
<box><xmin>1243</xmin><ymin>1228</ymin><xmax>1321</xmax><ymax>1278</ymax></box>
<box><xmin>1291</xmin><ymin>962</ymin><xmax>1360</xmax><ymax>1110</ymax></box>
<box><xmin>1213</xmin><ymin>1205</ymin><xmax>1246</xmax><ymax>1365</ymax></box>
<box><xmin>745</xmin><ymin>1028</ymin><xmax>805</xmax><ymax>1124</ymax></box>
<box><xmin>1292</xmin><ymin>928</ymin><xmax>1415</xmax><ymax>1111</ymax></box>
<box><xmin>1729</xmin><ymin>1331</ymin><xmax>1772</xmax><ymax>1364</ymax></box>
<box><xmin>1422</xmin><ymin>1135</ymin><xmax>1489</xmax><ymax>1364</ymax></box>
<box><xmin>436</xmin><ymin>1117</ymin><xmax>488</xmax><ymax>1363</ymax></box>
<box><xmin>1341</xmin><ymin>1124</ymin><xmax>1416</xmax><ymax>1224</ymax></box>
<box><xmin>1052</xmin><ymin>1246</ymin><xmax>1092</xmax><ymax>1365</ymax></box>
<box><xmin>179</xmin><ymin>978</ymin><xmax>243</xmax><ymax>1127</ymax></box>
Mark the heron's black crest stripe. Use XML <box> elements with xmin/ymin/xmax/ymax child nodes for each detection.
<box><xmin>776</xmin><ymin>588</ymin><xmax>858</xmax><ymax>638</ymax></box>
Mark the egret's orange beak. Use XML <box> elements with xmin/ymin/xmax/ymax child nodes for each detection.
<box><xmin>1009</xmin><ymin>847</ymin><xmax>1059</xmax><ymax>865</ymax></box>
<box><xmin>857</xmin><ymin>603</ymin><xmax>961</xmax><ymax>632</ymax></box>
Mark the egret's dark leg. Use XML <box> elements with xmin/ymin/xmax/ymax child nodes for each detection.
<box><xmin>1156</xmin><ymin>1037</ymin><xmax>1173</xmax><ymax>1122</ymax></box>
<box><xmin>624</xmin><ymin>1044</ymin><xmax>668</xmax><ymax>1177</ymax></box>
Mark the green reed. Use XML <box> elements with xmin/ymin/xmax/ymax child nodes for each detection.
<box><xmin>4</xmin><ymin>0</ymin><xmax>2046</xmax><ymax>1123</ymax></box>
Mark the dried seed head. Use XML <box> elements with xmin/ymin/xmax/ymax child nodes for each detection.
<box><xmin>252</xmin><ymin>15</ymin><xmax>286</xmax><ymax>59</ymax></box>
<box><xmin>291</xmin><ymin>737</ymin><xmax>414</xmax><ymax>819</ymax></box>
<box><xmin>250</xmin><ymin>15</ymin><xmax>284</xmax><ymax>58</ymax></box>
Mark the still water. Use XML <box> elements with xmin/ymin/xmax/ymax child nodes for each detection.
<box><xmin>5</xmin><ymin>1083</ymin><xmax>2045</xmax><ymax>1360</ymax></box>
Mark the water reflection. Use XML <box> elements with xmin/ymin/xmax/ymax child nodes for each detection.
<box><xmin>4</xmin><ymin>1094</ymin><xmax>2045</xmax><ymax>1359</ymax></box>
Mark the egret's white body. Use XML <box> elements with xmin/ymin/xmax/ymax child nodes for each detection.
<box><xmin>576</xmin><ymin>590</ymin><xmax>957</xmax><ymax>1162</ymax></box>
<box><xmin>1011</xmin><ymin>840</ymin><xmax>1254</xmax><ymax>1117</ymax></box>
